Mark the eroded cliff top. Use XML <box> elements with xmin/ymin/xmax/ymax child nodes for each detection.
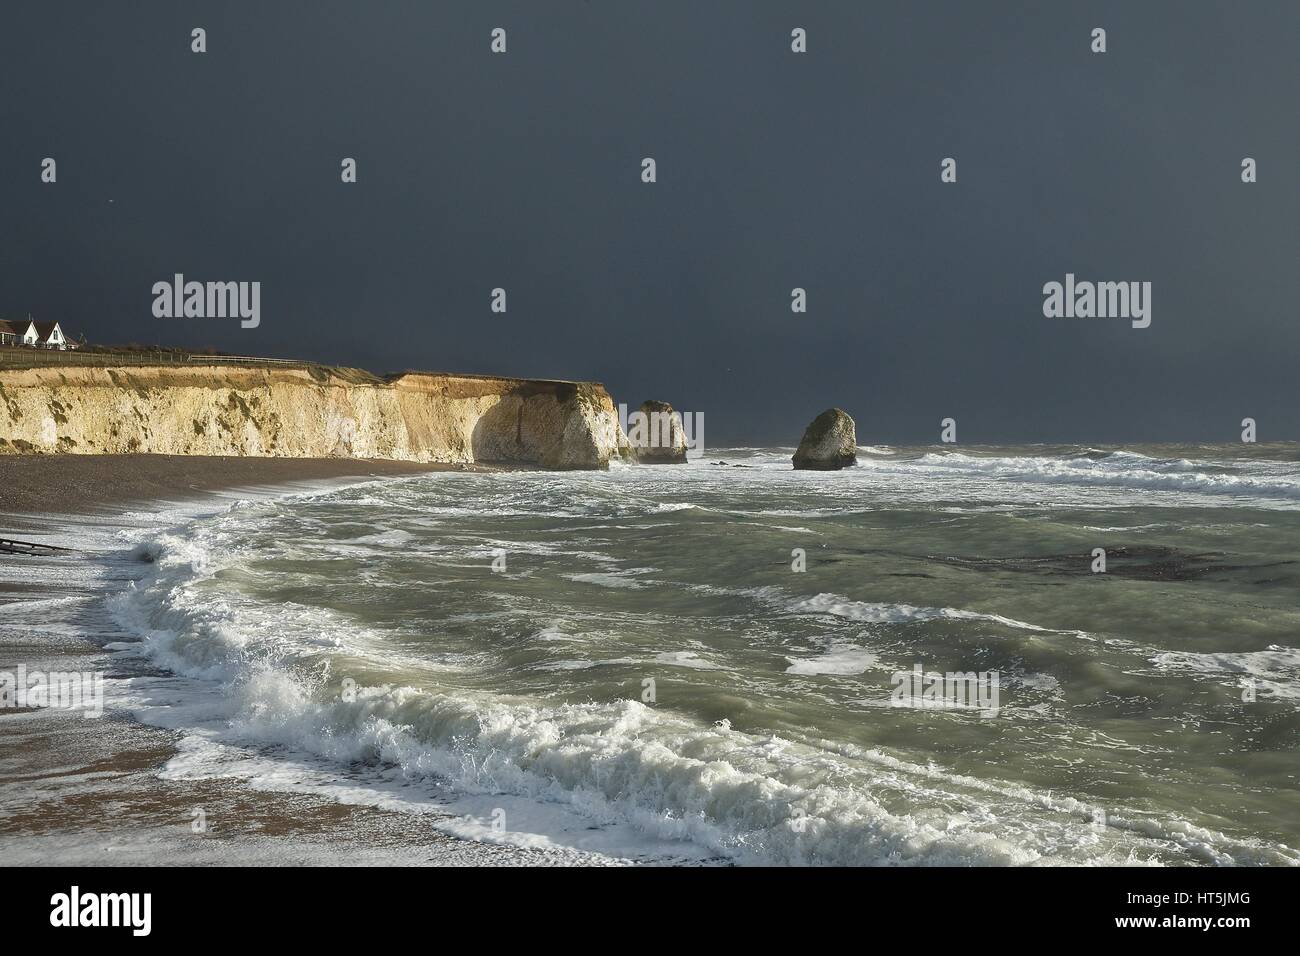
<box><xmin>0</xmin><ymin>360</ymin><xmax>609</xmax><ymax>400</ymax></box>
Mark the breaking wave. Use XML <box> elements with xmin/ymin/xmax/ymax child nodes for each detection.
<box><xmin>100</xmin><ymin>503</ymin><xmax>1300</xmax><ymax>866</ymax></box>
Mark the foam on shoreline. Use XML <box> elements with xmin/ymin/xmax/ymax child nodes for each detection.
<box><xmin>0</xmin><ymin>472</ymin><xmax>613</xmax><ymax>866</ymax></box>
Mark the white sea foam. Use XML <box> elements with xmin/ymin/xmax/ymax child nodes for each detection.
<box><xmin>653</xmin><ymin>651</ymin><xmax>723</xmax><ymax>670</ymax></box>
<box><xmin>1152</xmin><ymin>646</ymin><xmax>1300</xmax><ymax>702</ymax></box>
<box><xmin>785</xmin><ymin>646</ymin><xmax>882</xmax><ymax>676</ymax></box>
<box><xmin>97</xmin><ymin>518</ymin><xmax>1299</xmax><ymax>867</ymax></box>
<box><xmin>19</xmin><ymin>448</ymin><xmax>1298</xmax><ymax>867</ymax></box>
<box><xmin>893</xmin><ymin>452</ymin><xmax>1300</xmax><ymax>503</ymax></box>
<box><xmin>565</xmin><ymin>572</ymin><xmax>648</xmax><ymax>590</ymax></box>
<box><xmin>691</xmin><ymin>583</ymin><xmax>1075</xmax><ymax>635</ymax></box>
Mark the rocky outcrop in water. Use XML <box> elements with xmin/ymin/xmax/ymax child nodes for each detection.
<box><xmin>0</xmin><ymin>364</ymin><xmax>626</xmax><ymax>470</ymax></box>
<box><xmin>792</xmin><ymin>408</ymin><xmax>857</xmax><ymax>470</ymax></box>
<box><xmin>627</xmin><ymin>399</ymin><xmax>688</xmax><ymax>464</ymax></box>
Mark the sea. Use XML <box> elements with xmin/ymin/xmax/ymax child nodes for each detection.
<box><xmin>10</xmin><ymin>444</ymin><xmax>1300</xmax><ymax>865</ymax></box>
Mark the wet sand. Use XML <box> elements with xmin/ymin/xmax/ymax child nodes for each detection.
<box><xmin>0</xmin><ymin>454</ymin><xmax>472</xmax><ymax>517</ymax></box>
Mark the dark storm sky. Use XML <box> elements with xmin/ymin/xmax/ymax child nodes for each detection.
<box><xmin>1</xmin><ymin>2</ymin><xmax>1296</xmax><ymax>445</ymax></box>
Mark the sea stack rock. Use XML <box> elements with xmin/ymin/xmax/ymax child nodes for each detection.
<box><xmin>792</xmin><ymin>408</ymin><xmax>857</xmax><ymax>470</ymax></box>
<box><xmin>628</xmin><ymin>400</ymin><xmax>689</xmax><ymax>464</ymax></box>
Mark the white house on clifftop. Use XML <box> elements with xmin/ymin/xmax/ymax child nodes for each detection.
<box><xmin>0</xmin><ymin>316</ymin><xmax>77</xmax><ymax>350</ymax></box>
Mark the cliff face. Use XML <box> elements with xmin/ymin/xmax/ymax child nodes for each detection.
<box><xmin>0</xmin><ymin>364</ymin><xmax>628</xmax><ymax>469</ymax></box>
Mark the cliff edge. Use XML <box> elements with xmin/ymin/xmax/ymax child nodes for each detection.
<box><xmin>0</xmin><ymin>364</ymin><xmax>627</xmax><ymax>470</ymax></box>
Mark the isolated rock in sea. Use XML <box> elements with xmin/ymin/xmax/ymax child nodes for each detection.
<box><xmin>627</xmin><ymin>400</ymin><xmax>688</xmax><ymax>464</ymax></box>
<box><xmin>792</xmin><ymin>408</ymin><xmax>857</xmax><ymax>470</ymax></box>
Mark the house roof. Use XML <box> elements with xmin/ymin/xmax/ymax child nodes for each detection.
<box><xmin>0</xmin><ymin>319</ymin><xmax>67</xmax><ymax>340</ymax></box>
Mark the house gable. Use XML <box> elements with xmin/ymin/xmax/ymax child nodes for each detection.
<box><xmin>33</xmin><ymin>321</ymin><xmax>63</xmax><ymax>345</ymax></box>
<box><xmin>1</xmin><ymin>318</ymin><xmax>73</xmax><ymax>349</ymax></box>
<box><xmin>0</xmin><ymin>319</ymin><xmax>36</xmax><ymax>344</ymax></box>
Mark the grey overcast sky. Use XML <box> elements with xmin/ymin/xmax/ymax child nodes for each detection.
<box><xmin>1</xmin><ymin>1</ymin><xmax>1296</xmax><ymax>445</ymax></box>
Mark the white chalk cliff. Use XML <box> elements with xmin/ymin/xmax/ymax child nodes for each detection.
<box><xmin>0</xmin><ymin>364</ymin><xmax>629</xmax><ymax>470</ymax></box>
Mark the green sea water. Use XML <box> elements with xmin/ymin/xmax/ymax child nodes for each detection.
<box><xmin>111</xmin><ymin>444</ymin><xmax>1300</xmax><ymax>864</ymax></box>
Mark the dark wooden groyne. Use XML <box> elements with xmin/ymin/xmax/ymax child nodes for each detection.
<box><xmin>0</xmin><ymin>537</ymin><xmax>75</xmax><ymax>556</ymax></box>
